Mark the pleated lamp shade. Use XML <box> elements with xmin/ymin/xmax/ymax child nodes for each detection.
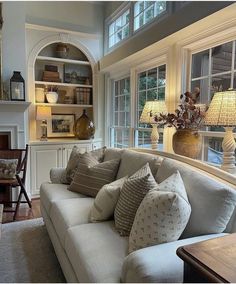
<box><xmin>36</xmin><ymin>106</ymin><xmax>52</xmax><ymax>121</ymax></box>
<box><xmin>140</xmin><ymin>100</ymin><xmax>167</xmax><ymax>124</ymax></box>
<box><xmin>205</xmin><ymin>91</ymin><xmax>236</xmax><ymax>126</ymax></box>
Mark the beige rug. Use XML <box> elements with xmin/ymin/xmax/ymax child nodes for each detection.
<box><xmin>0</xmin><ymin>218</ymin><xmax>66</xmax><ymax>283</ymax></box>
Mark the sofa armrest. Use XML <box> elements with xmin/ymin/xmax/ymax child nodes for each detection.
<box><xmin>121</xmin><ymin>233</ymin><xmax>227</xmax><ymax>283</ymax></box>
<box><xmin>50</xmin><ymin>167</ymin><xmax>68</xmax><ymax>184</ymax></box>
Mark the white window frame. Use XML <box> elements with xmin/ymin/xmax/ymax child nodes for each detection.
<box><xmin>105</xmin><ymin>1</ymin><xmax>170</xmax><ymax>54</ymax></box>
<box><xmin>181</xmin><ymin>27</ymin><xmax>236</xmax><ymax>165</ymax></box>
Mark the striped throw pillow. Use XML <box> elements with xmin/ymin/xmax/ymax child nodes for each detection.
<box><xmin>114</xmin><ymin>163</ymin><xmax>158</xmax><ymax>236</ymax></box>
<box><xmin>90</xmin><ymin>176</ymin><xmax>127</xmax><ymax>222</ymax></box>
<box><xmin>68</xmin><ymin>152</ymin><xmax>120</xmax><ymax>197</ymax></box>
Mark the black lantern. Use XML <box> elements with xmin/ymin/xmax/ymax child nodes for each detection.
<box><xmin>10</xmin><ymin>71</ymin><xmax>25</xmax><ymax>101</ymax></box>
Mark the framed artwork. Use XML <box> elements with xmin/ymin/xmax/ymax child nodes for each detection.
<box><xmin>48</xmin><ymin>114</ymin><xmax>75</xmax><ymax>137</ymax></box>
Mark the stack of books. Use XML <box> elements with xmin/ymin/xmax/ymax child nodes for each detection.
<box><xmin>42</xmin><ymin>65</ymin><xmax>61</xmax><ymax>82</ymax></box>
<box><xmin>75</xmin><ymin>87</ymin><xmax>91</xmax><ymax>105</ymax></box>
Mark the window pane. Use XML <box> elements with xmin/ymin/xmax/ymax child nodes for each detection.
<box><xmin>119</xmin><ymin>95</ymin><xmax>125</xmax><ymax>111</ymax></box>
<box><xmin>204</xmin><ymin>136</ymin><xmax>223</xmax><ymax>165</ymax></box>
<box><xmin>134</xmin><ymin>1</ymin><xmax>166</xmax><ymax>31</ymax></box>
<box><xmin>138</xmin><ymin>72</ymin><xmax>147</xmax><ymax>91</ymax></box>
<box><xmin>212</xmin><ymin>42</ymin><xmax>232</xmax><ymax>74</ymax></box>
<box><xmin>147</xmin><ymin>68</ymin><xmax>157</xmax><ymax>89</ymax></box>
<box><xmin>191</xmin><ymin>78</ymin><xmax>209</xmax><ymax>104</ymax></box>
<box><xmin>113</xmin><ymin>128</ymin><xmax>130</xmax><ymax>148</ymax></box>
<box><xmin>147</xmin><ymin>89</ymin><xmax>158</xmax><ymax>100</ymax></box>
<box><xmin>211</xmin><ymin>73</ymin><xmax>231</xmax><ymax>95</ymax></box>
<box><xmin>108</xmin><ymin>9</ymin><xmax>130</xmax><ymax>48</ymax></box>
<box><xmin>138</xmin><ymin>130</ymin><xmax>163</xmax><ymax>150</ymax></box>
<box><xmin>233</xmin><ymin>72</ymin><xmax>236</xmax><ymax>89</ymax></box>
<box><xmin>138</xmin><ymin>91</ymin><xmax>147</xmax><ymax>110</ymax></box>
<box><xmin>191</xmin><ymin>50</ymin><xmax>209</xmax><ymax>78</ymax></box>
<box><xmin>158</xmin><ymin>65</ymin><xmax>166</xmax><ymax>87</ymax></box>
<box><xmin>158</xmin><ymin>87</ymin><xmax>165</xmax><ymax>100</ymax></box>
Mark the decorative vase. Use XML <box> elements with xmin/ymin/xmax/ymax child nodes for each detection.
<box><xmin>74</xmin><ymin>109</ymin><xmax>95</xmax><ymax>140</ymax></box>
<box><xmin>46</xmin><ymin>91</ymin><xmax>58</xmax><ymax>104</ymax></box>
<box><xmin>56</xmin><ymin>43</ymin><xmax>69</xmax><ymax>58</ymax></box>
<box><xmin>35</xmin><ymin>88</ymin><xmax>45</xmax><ymax>103</ymax></box>
<box><xmin>172</xmin><ymin>129</ymin><xmax>202</xmax><ymax>159</ymax></box>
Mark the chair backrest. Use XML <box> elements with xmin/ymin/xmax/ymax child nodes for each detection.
<box><xmin>0</xmin><ymin>144</ymin><xmax>28</xmax><ymax>183</ymax></box>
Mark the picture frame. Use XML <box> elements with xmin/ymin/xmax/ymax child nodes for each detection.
<box><xmin>47</xmin><ymin>114</ymin><xmax>75</xmax><ymax>138</ymax></box>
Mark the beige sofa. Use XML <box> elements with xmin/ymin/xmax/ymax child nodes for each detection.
<box><xmin>40</xmin><ymin>148</ymin><xmax>236</xmax><ymax>283</ymax></box>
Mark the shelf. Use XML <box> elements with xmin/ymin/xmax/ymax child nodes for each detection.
<box><xmin>35</xmin><ymin>81</ymin><xmax>93</xmax><ymax>88</ymax></box>
<box><xmin>0</xmin><ymin>100</ymin><xmax>31</xmax><ymax>112</ymax></box>
<box><xmin>36</xmin><ymin>56</ymin><xmax>90</xmax><ymax>66</ymax></box>
<box><xmin>35</xmin><ymin>103</ymin><xmax>93</xmax><ymax>108</ymax></box>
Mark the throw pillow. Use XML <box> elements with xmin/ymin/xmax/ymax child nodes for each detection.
<box><xmin>114</xmin><ymin>163</ymin><xmax>158</xmax><ymax>236</ymax></box>
<box><xmin>129</xmin><ymin>171</ymin><xmax>191</xmax><ymax>253</ymax></box>
<box><xmin>65</xmin><ymin>146</ymin><xmax>106</xmax><ymax>183</ymax></box>
<box><xmin>90</xmin><ymin>176</ymin><xmax>127</xmax><ymax>222</ymax></box>
<box><xmin>0</xmin><ymin>159</ymin><xmax>18</xmax><ymax>179</ymax></box>
<box><xmin>68</xmin><ymin>152</ymin><xmax>120</xmax><ymax>197</ymax></box>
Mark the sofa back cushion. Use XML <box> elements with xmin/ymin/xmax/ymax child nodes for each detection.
<box><xmin>104</xmin><ymin>148</ymin><xmax>124</xmax><ymax>162</ymax></box>
<box><xmin>156</xmin><ymin>158</ymin><xmax>236</xmax><ymax>238</ymax></box>
<box><xmin>116</xmin><ymin>149</ymin><xmax>163</xmax><ymax>179</ymax></box>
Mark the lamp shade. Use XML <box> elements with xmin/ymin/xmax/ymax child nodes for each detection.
<box><xmin>205</xmin><ymin>91</ymin><xmax>236</xmax><ymax>126</ymax></box>
<box><xmin>36</xmin><ymin>106</ymin><xmax>51</xmax><ymax>120</ymax></box>
<box><xmin>140</xmin><ymin>100</ymin><xmax>167</xmax><ymax>124</ymax></box>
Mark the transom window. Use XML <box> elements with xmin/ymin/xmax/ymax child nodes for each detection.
<box><xmin>134</xmin><ymin>1</ymin><xmax>167</xmax><ymax>31</ymax></box>
<box><xmin>190</xmin><ymin>39</ymin><xmax>236</xmax><ymax>165</ymax></box>
<box><xmin>108</xmin><ymin>9</ymin><xmax>130</xmax><ymax>48</ymax></box>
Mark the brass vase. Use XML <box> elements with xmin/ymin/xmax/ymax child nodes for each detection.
<box><xmin>74</xmin><ymin>109</ymin><xmax>95</xmax><ymax>140</ymax></box>
<box><xmin>172</xmin><ymin>129</ymin><xmax>202</xmax><ymax>159</ymax></box>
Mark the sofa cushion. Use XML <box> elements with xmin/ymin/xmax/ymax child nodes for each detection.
<box><xmin>90</xmin><ymin>176</ymin><xmax>127</xmax><ymax>222</ymax></box>
<box><xmin>129</xmin><ymin>171</ymin><xmax>191</xmax><ymax>253</ymax></box>
<box><xmin>156</xmin><ymin>158</ymin><xmax>236</xmax><ymax>238</ymax></box>
<box><xmin>122</xmin><ymin>233</ymin><xmax>227</xmax><ymax>283</ymax></box>
<box><xmin>40</xmin><ymin>182</ymin><xmax>85</xmax><ymax>214</ymax></box>
<box><xmin>68</xmin><ymin>153</ymin><xmax>120</xmax><ymax>197</ymax></box>
<box><xmin>65</xmin><ymin>221</ymin><xmax>128</xmax><ymax>283</ymax></box>
<box><xmin>114</xmin><ymin>163</ymin><xmax>158</xmax><ymax>236</ymax></box>
<box><xmin>65</xmin><ymin>146</ymin><xmax>106</xmax><ymax>183</ymax></box>
<box><xmin>116</xmin><ymin>149</ymin><xmax>162</xmax><ymax>179</ymax></box>
<box><xmin>104</xmin><ymin>148</ymin><xmax>124</xmax><ymax>162</ymax></box>
<box><xmin>50</xmin><ymin>198</ymin><xmax>94</xmax><ymax>247</ymax></box>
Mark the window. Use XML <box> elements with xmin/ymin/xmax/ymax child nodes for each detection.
<box><xmin>134</xmin><ymin>1</ymin><xmax>167</xmax><ymax>31</ymax></box>
<box><xmin>136</xmin><ymin>64</ymin><xmax>166</xmax><ymax>149</ymax></box>
<box><xmin>106</xmin><ymin>1</ymin><xmax>167</xmax><ymax>52</ymax></box>
<box><xmin>108</xmin><ymin>9</ymin><xmax>130</xmax><ymax>48</ymax></box>
<box><xmin>111</xmin><ymin>77</ymin><xmax>131</xmax><ymax>148</ymax></box>
<box><xmin>190</xmin><ymin>39</ymin><xmax>236</xmax><ymax>164</ymax></box>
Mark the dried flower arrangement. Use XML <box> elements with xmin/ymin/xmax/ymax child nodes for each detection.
<box><xmin>155</xmin><ymin>88</ymin><xmax>206</xmax><ymax>130</ymax></box>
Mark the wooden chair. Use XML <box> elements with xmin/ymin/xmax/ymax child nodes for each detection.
<box><xmin>0</xmin><ymin>145</ymin><xmax>31</xmax><ymax>220</ymax></box>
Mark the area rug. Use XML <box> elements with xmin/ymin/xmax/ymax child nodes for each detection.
<box><xmin>0</xmin><ymin>218</ymin><xmax>66</xmax><ymax>283</ymax></box>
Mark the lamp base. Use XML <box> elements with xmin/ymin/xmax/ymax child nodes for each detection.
<box><xmin>40</xmin><ymin>120</ymin><xmax>48</xmax><ymax>141</ymax></box>
<box><xmin>221</xmin><ymin>127</ymin><xmax>236</xmax><ymax>174</ymax></box>
<box><xmin>151</xmin><ymin>124</ymin><xmax>159</xmax><ymax>150</ymax></box>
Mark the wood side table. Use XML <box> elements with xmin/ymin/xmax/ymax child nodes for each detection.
<box><xmin>0</xmin><ymin>204</ymin><xmax>3</xmax><ymax>239</ymax></box>
<box><xmin>177</xmin><ymin>234</ymin><xmax>236</xmax><ymax>283</ymax></box>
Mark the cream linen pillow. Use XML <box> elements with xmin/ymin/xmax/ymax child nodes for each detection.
<box><xmin>90</xmin><ymin>176</ymin><xmax>127</xmax><ymax>222</ymax></box>
<box><xmin>114</xmin><ymin>163</ymin><xmax>158</xmax><ymax>236</ymax></box>
<box><xmin>129</xmin><ymin>171</ymin><xmax>191</xmax><ymax>253</ymax></box>
<box><xmin>68</xmin><ymin>152</ymin><xmax>120</xmax><ymax>197</ymax></box>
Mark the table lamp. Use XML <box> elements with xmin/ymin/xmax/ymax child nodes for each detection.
<box><xmin>140</xmin><ymin>100</ymin><xmax>167</xmax><ymax>149</ymax></box>
<box><xmin>204</xmin><ymin>90</ymin><xmax>236</xmax><ymax>174</ymax></box>
<box><xmin>36</xmin><ymin>106</ymin><xmax>52</xmax><ymax>141</ymax></box>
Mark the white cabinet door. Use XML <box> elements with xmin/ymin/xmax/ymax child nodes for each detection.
<box><xmin>62</xmin><ymin>143</ymin><xmax>92</xmax><ymax>166</ymax></box>
<box><xmin>30</xmin><ymin>145</ymin><xmax>62</xmax><ymax>196</ymax></box>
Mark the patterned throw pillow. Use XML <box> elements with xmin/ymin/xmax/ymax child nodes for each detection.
<box><xmin>68</xmin><ymin>152</ymin><xmax>120</xmax><ymax>197</ymax></box>
<box><xmin>114</xmin><ymin>163</ymin><xmax>158</xmax><ymax>236</ymax></box>
<box><xmin>65</xmin><ymin>146</ymin><xmax>106</xmax><ymax>183</ymax></box>
<box><xmin>0</xmin><ymin>159</ymin><xmax>18</xmax><ymax>179</ymax></box>
<box><xmin>129</xmin><ymin>171</ymin><xmax>191</xmax><ymax>253</ymax></box>
<box><xmin>90</xmin><ymin>176</ymin><xmax>127</xmax><ymax>222</ymax></box>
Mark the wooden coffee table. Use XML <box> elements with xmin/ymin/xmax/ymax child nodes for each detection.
<box><xmin>0</xmin><ymin>204</ymin><xmax>3</xmax><ymax>239</ymax></box>
<box><xmin>177</xmin><ymin>234</ymin><xmax>236</xmax><ymax>283</ymax></box>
